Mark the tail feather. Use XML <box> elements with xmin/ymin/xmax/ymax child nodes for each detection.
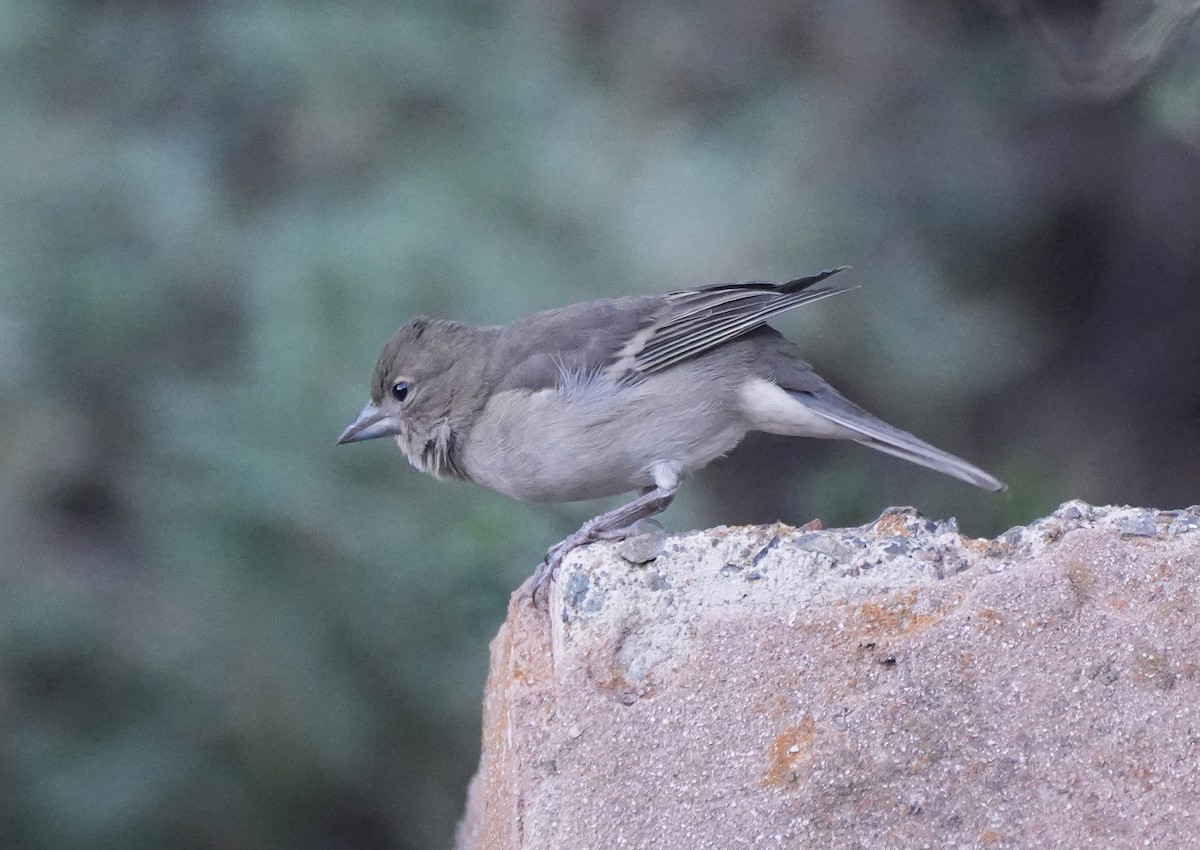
<box><xmin>793</xmin><ymin>390</ymin><xmax>1006</xmax><ymax>492</ymax></box>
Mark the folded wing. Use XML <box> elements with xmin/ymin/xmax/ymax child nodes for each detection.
<box><xmin>629</xmin><ymin>268</ymin><xmax>850</xmax><ymax>377</ymax></box>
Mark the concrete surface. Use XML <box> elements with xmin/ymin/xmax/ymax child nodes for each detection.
<box><xmin>456</xmin><ymin>502</ymin><xmax>1200</xmax><ymax>849</ymax></box>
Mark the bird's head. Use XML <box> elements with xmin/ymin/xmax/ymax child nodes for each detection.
<box><xmin>337</xmin><ymin>317</ymin><xmax>483</xmax><ymax>479</ymax></box>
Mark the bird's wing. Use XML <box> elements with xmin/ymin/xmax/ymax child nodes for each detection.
<box><xmin>491</xmin><ymin>268</ymin><xmax>850</xmax><ymax>394</ymax></box>
<box><xmin>624</xmin><ymin>267</ymin><xmax>850</xmax><ymax>377</ymax></box>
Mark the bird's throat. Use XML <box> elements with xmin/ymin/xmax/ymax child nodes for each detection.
<box><xmin>398</xmin><ymin>421</ymin><xmax>466</xmax><ymax>481</ymax></box>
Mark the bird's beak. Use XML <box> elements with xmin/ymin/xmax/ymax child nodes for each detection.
<box><xmin>337</xmin><ymin>402</ymin><xmax>400</xmax><ymax>445</ymax></box>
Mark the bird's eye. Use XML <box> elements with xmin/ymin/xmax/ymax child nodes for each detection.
<box><xmin>391</xmin><ymin>381</ymin><xmax>410</xmax><ymax>402</ymax></box>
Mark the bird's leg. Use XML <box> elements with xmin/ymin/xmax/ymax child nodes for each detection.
<box><xmin>524</xmin><ymin>484</ymin><xmax>677</xmax><ymax>606</ymax></box>
<box><xmin>592</xmin><ymin>516</ymin><xmax>664</xmax><ymax>540</ymax></box>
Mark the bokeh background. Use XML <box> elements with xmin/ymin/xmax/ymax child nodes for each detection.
<box><xmin>2</xmin><ymin>1</ymin><xmax>1199</xmax><ymax>847</ymax></box>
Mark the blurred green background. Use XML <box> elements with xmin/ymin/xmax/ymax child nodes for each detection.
<box><xmin>2</xmin><ymin>1</ymin><xmax>1199</xmax><ymax>847</ymax></box>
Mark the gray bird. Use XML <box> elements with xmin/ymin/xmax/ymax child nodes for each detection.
<box><xmin>338</xmin><ymin>269</ymin><xmax>1004</xmax><ymax>603</ymax></box>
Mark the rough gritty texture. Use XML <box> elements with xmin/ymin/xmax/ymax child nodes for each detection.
<box><xmin>455</xmin><ymin>503</ymin><xmax>1200</xmax><ymax>849</ymax></box>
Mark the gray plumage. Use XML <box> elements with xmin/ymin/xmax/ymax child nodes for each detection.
<box><xmin>339</xmin><ymin>269</ymin><xmax>1004</xmax><ymax>602</ymax></box>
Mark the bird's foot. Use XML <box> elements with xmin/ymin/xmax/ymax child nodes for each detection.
<box><xmin>520</xmin><ymin>530</ymin><xmax>588</xmax><ymax>607</ymax></box>
<box><xmin>521</xmin><ymin>519</ymin><xmax>664</xmax><ymax>607</ymax></box>
<box><xmin>520</xmin><ymin>485</ymin><xmax>677</xmax><ymax>608</ymax></box>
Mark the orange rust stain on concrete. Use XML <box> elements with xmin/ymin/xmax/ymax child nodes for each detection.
<box><xmin>754</xmin><ymin>694</ymin><xmax>791</xmax><ymax>720</ymax></box>
<box><xmin>956</xmin><ymin>650</ymin><xmax>976</xmax><ymax>680</ymax></box>
<box><xmin>973</xmin><ymin>607</ymin><xmax>1003</xmax><ymax>631</ymax></box>
<box><xmin>961</xmin><ymin>537</ymin><xmax>990</xmax><ymax>554</ymax></box>
<box><xmin>761</xmin><ymin>715</ymin><xmax>817</xmax><ymax>788</ymax></box>
<box><xmin>854</xmin><ymin>588</ymin><xmax>942</xmax><ymax>637</ymax></box>
<box><xmin>874</xmin><ymin>512</ymin><xmax>911</xmax><ymax>538</ymax></box>
<box><xmin>1132</xmin><ymin>640</ymin><xmax>1177</xmax><ymax>691</ymax></box>
<box><xmin>1065</xmin><ymin>559</ymin><xmax>1095</xmax><ymax>607</ymax></box>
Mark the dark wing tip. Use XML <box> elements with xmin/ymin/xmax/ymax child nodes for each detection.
<box><xmin>780</xmin><ymin>266</ymin><xmax>851</xmax><ymax>293</ymax></box>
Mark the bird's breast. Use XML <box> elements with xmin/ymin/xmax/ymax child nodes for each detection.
<box><xmin>459</xmin><ymin>370</ymin><xmax>748</xmax><ymax>503</ymax></box>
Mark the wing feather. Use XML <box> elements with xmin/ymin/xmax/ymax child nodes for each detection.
<box><xmin>627</xmin><ymin>268</ymin><xmax>850</xmax><ymax>377</ymax></box>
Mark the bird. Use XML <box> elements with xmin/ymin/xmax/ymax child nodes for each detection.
<box><xmin>338</xmin><ymin>268</ymin><xmax>1004</xmax><ymax>604</ymax></box>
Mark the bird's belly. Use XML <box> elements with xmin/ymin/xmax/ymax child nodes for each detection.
<box><xmin>460</xmin><ymin>382</ymin><xmax>746</xmax><ymax>503</ymax></box>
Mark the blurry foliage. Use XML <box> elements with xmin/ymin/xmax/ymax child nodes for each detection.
<box><xmin>1</xmin><ymin>0</ymin><xmax>1198</xmax><ymax>848</ymax></box>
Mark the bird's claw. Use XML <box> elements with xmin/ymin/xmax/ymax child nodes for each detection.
<box><xmin>521</xmin><ymin>519</ymin><xmax>661</xmax><ymax>608</ymax></box>
<box><xmin>521</xmin><ymin>546</ymin><xmax>567</xmax><ymax>608</ymax></box>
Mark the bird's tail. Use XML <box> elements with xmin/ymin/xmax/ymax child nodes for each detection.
<box><xmin>793</xmin><ymin>389</ymin><xmax>1006</xmax><ymax>492</ymax></box>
